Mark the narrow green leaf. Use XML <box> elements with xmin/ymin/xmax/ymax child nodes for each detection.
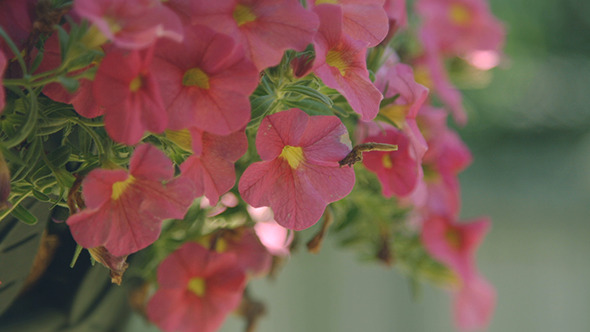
<box><xmin>30</xmin><ymin>50</ymin><xmax>44</xmax><ymax>73</ymax></box>
<box><xmin>70</xmin><ymin>244</ymin><xmax>84</xmax><ymax>268</ymax></box>
<box><xmin>10</xmin><ymin>204</ymin><xmax>38</xmax><ymax>225</ymax></box>
<box><xmin>32</xmin><ymin>190</ymin><xmax>51</xmax><ymax>202</ymax></box>
<box><xmin>375</xmin><ymin>113</ymin><xmax>399</xmax><ymax>129</ymax></box>
<box><xmin>379</xmin><ymin>93</ymin><xmax>400</xmax><ymax>108</ymax></box>
<box><xmin>282</xmin><ymin>85</ymin><xmax>333</xmax><ymax>106</ymax></box>
<box><xmin>57</xmin><ymin>24</ymin><xmax>70</xmax><ymax>63</ymax></box>
<box><xmin>2</xmin><ymin>94</ymin><xmax>39</xmax><ymax>148</ymax></box>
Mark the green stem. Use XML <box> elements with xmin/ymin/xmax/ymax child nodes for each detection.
<box><xmin>2</xmin><ymin>89</ymin><xmax>39</xmax><ymax>148</ymax></box>
<box><xmin>0</xmin><ymin>27</ymin><xmax>28</xmax><ymax>75</ymax></box>
<box><xmin>2</xmin><ymin>68</ymin><xmax>63</xmax><ymax>87</ymax></box>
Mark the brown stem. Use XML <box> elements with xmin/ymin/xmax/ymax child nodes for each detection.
<box><xmin>306</xmin><ymin>207</ymin><xmax>334</xmax><ymax>254</ymax></box>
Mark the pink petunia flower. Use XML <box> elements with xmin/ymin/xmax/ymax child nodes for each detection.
<box><xmin>308</xmin><ymin>0</ymin><xmax>389</xmax><ymax>47</ymax></box>
<box><xmin>146</xmin><ymin>242</ymin><xmax>246</xmax><ymax>332</ymax></box>
<box><xmin>412</xmin><ymin>106</ymin><xmax>471</xmax><ymax>217</ymax></box>
<box><xmin>93</xmin><ymin>46</ymin><xmax>167</xmax><ymax>145</ymax></box>
<box><xmin>416</xmin><ymin>0</ymin><xmax>505</xmax><ymax>57</ymax></box>
<box><xmin>453</xmin><ymin>274</ymin><xmax>496</xmax><ymax>331</ymax></box>
<box><xmin>66</xmin><ymin>144</ymin><xmax>195</xmax><ymax>256</ymax></box>
<box><xmin>375</xmin><ymin>62</ymin><xmax>429</xmax><ymax>160</ymax></box>
<box><xmin>175</xmin><ymin>127</ymin><xmax>248</xmax><ymax>206</ymax></box>
<box><xmin>361</xmin><ymin>122</ymin><xmax>421</xmax><ymax>198</ymax></box>
<box><xmin>73</xmin><ymin>0</ymin><xmax>183</xmax><ymax>50</ymax></box>
<box><xmin>313</xmin><ymin>5</ymin><xmax>383</xmax><ymax>121</ymax></box>
<box><xmin>421</xmin><ymin>215</ymin><xmax>490</xmax><ymax>283</ymax></box>
<box><xmin>37</xmin><ymin>26</ymin><xmax>103</xmax><ymax>118</ymax></box>
<box><xmin>239</xmin><ymin>108</ymin><xmax>355</xmax><ymax>230</ymax></box>
<box><xmin>152</xmin><ymin>24</ymin><xmax>258</xmax><ymax>133</ymax></box>
<box><xmin>376</xmin><ymin>63</ymin><xmax>429</xmax><ymax>124</ymax></box>
<box><xmin>190</xmin><ymin>0</ymin><xmax>319</xmax><ymax>72</ymax></box>
<box><xmin>420</xmin><ymin>213</ymin><xmax>496</xmax><ymax>331</ymax></box>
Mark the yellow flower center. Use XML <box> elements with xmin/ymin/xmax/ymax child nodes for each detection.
<box><xmin>326</xmin><ymin>50</ymin><xmax>349</xmax><ymax>77</ymax></box>
<box><xmin>280</xmin><ymin>145</ymin><xmax>305</xmax><ymax>169</ymax></box>
<box><xmin>382</xmin><ymin>154</ymin><xmax>393</xmax><ymax>169</ymax></box>
<box><xmin>233</xmin><ymin>4</ymin><xmax>257</xmax><ymax>26</ymax></box>
<box><xmin>445</xmin><ymin>229</ymin><xmax>462</xmax><ymax>249</ymax></box>
<box><xmin>187</xmin><ymin>277</ymin><xmax>206</xmax><ymax>297</ymax></box>
<box><xmin>182</xmin><ymin>68</ymin><xmax>210</xmax><ymax>89</ymax></box>
<box><xmin>422</xmin><ymin>164</ymin><xmax>440</xmax><ymax>182</ymax></box>
<box><xmin>215</xmin><ymin>238</ymin><xmax>228</xmax><ymax>252</ymax></box>
<box><xmin>380</xmin><ymin>104</ymin><xmax>409</xmax><ymax>128</ymax></box>
<box><xmin>129</xmin><ymin>75</ymin><xmax>143</xmax><ymax>92</ymax></box>
<box><xmin>315</xmin><ymin>0</ymin><xmax>338</xmax><ymax>4</ymax></box>
<box><xmin>449</xmin><ymin>3</ymin><xmax>472</xmax><ymax>26</ymax></box>
<box><xmin>413</xmin><ymin>65</ymin><xmax>432</xmax><ymax>89</ymax></box>
<box><xmin>111</xmin><ymin>175</ymin><xmax>135</xmax><ymax>200</ymax></box>
<box><xmin>165</xmin><ymin>129</ymin><xmax>193</xmax><ymax>152</ymax></box>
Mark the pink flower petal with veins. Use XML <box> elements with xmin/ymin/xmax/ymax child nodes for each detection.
<box><xmin>66</xmin><ymin>144</ymin><xmax>194</xmax><ymax>256</ymax></box>
<box><xmin>153</xmin><ymin>25</ymin><xmax>258</xmax><ymax>133</ymax></box>
<box><xmin>313</xmin><ymin>6</ymin><xmax>383</xmax><ymax>121</ymax></box>
<box><xmin>180</xmin><ymin>128</ymin><xmax>248</xmax><ymax>205</ymax></box>
<box><xmin>190</xmin><ymin>0</ymin><xmax>319</xmax><ymax>71</ymax></box>
<box><xmin>239</xmin><ymin>109</ymin><xmax>355</xmax><ymax>230</ymax></box>
<box><xmin>361</xmin><ymin>123</ymin><xmax>420</xmax><ymax>198</ymax></box>
<box><xmin>74</xmin><ymin>0</ymin><xmax>183</xmax><ymax>49</ymax></box>
<box><xmin>309</xmin><ymin>0</ymin><xmax>388</xmax><ymax>47</ymax></box>
<box><xmin>147</xmin><ymin>243</ymin><xmax>246</xmax><ymax>332</ymax></box>
<box><xmin>93</xmin><ymin>47</ymin><xmax>167</xmax><ymax>144</ymax></box>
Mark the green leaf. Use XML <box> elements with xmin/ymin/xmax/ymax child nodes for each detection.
<box><xmin>0</xmin><ymin>145</ymin><xmax>26</xmax><ymax>166</ymax></box>
<box><xmin>57</xmin><ymin>24</ymin><xmax>70</xmax><ymax>63</ymax></box>
<box><xmin>282</xmin><ymin>99</ymin><xmax>334</xmax><ymax>116</ymax></box>
<box><xmin>282</xmin><ymin>85</ymin><xmax>333</xmax><ymax>106</ymax></box>
<box><xmin>32</xmin><ymin>190</ymin><xmax>51</xmax><ymax>202</ymax></box>
<box><xmin>58</xmin><ymin>76</ymin><xmax>80</xmax><ymax>93</ymax></box>
<box><xmin>30</xmin><ymin>50</ymin><xmax>44</xmax><ymax>73</ymax></box>
<box><xmin>48</xmin><ymin>145</ymin><xmax>72</xmax><ymax>169</ymax></box>
<box><xmin>10</xmin><ymin>204</ymin><xmax>38</xmax><ymax>225</ymax></box>
<box><xmin>54</xmin><ymin>168</ymin><xmax>75</xmax><ymax>188</ymax></box>
<box><xmin>70</xmin><ymin>244</ymin><xmax>84</xmax><ymax>268</ymax></box>
<box><xmin>250</xmin><ymin>95</ymin><xmax>275</xmax><ymax>121</ymax></box>
<box><xmin>379</xmin><ymin>93</ymin><xmax>400</xmax><ymax>108</ymax></box>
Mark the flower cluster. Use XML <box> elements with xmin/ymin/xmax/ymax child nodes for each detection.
<box><xmin>0</xmin><ymin>0</ymin><xmax>505</xmax><ymax>331</ymax></box>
